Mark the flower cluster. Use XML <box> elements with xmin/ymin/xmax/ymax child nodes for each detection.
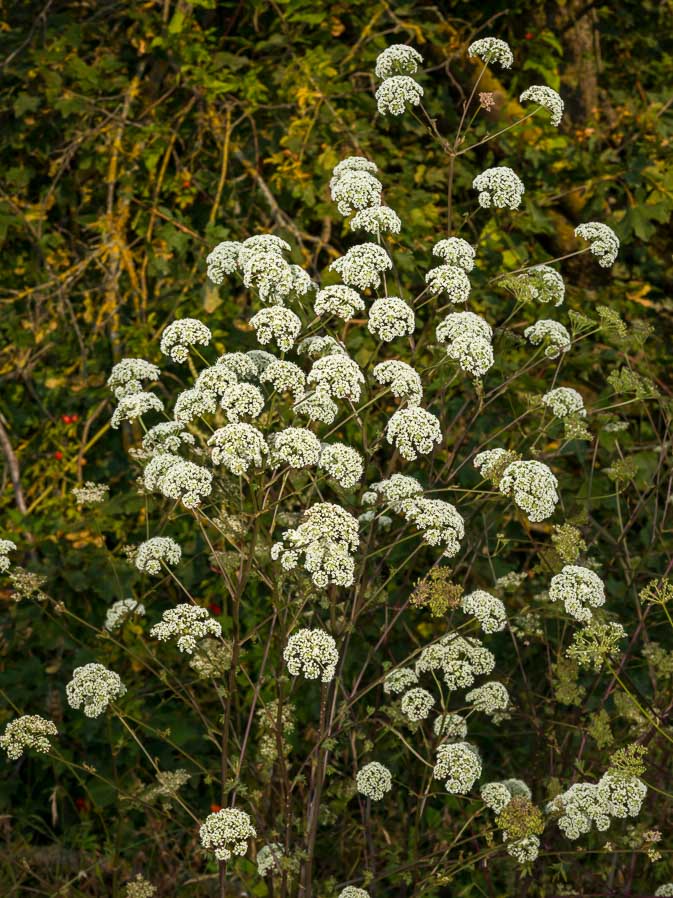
<box><xmin>519</xmin><ymin>85</ymin><xmax>564</xmax><ymax>126</ymax></box>
<box><xmin>373</xmin><ymin>360</ymin><xmax>423</xmax><ymax>405</ymax></box>
<box><xmin>400</xmin><ymin>687</ymin><xmax>435</xmax><ymax>721</ymax></box>
<box><xmin>209</xmin><ymin>423</ymin><xmax>268</xmax><ymax>475</ymax></box>
<box><xmin>250</xmin><ymin>307</ymin><xmax>302</xmax><ymax>352</ymax></box>
<box><xmin>351</xmin><ymin>206</ymin><xmax>401</xmax><ymax>235</ymax></box>
<box><xmin>314</xmin><ymin>285</ymin><xmax>365</xmax><ymax>320</ymax></box>
<box><xmin>160</xmin><ymin>319</ymin><xmax>211</xmax><ymax>364</ymax></box>
<box><xmin>356</xmin><ymin>761</ymin><xmax>392</xmax><ymax>801</ymax></box>
<box><xmin>0</xmin><ymin>539</ymin><xmax>17</xmax><ymax>573</ymax></box>
<box><xmin>432</xmin><ymin>237</ymin><xmax>475</xmax><ymax>271</ymax></box>
<box><xmin>329</xmin><ymin>243</ymin><xmax>392</xmax><ymax>291</ymax></box>
<box><xmin>549</xmin><ymin>565</ymin><xmax>606</xmax><ymax>622</ymax></box>
<box><xmin>436</xmin><ymin>311</ymin><xmax>494</xmax><ymax>378</ymax></box>
<box><xmin>104</xmin><ymin>598</ymin><xmax>145</xmax><ymax>632</ymax></box>
<box><xmin>402</xmin><ymin>497</ymin><xmax>465</xmax><ymax>557</ymax></box>
<box><xmin>575</xmin><ymin>222</ymin><xmax>620</xmax><ymax>267</ymax></box>
<box><xmin>374</xmin><ymin>44</ymin><xmax>423</xmax><ymax>79</ymax></box>
<box><xmin>460</xmin><ymin>589</ymin><xmax>507</xmax><ymax>633</ymax></box>
<box><xmin>499</xmin><ymin>459</ymin><xmax>559</xmax><ymax>522</ymax></box>
<box><xmin>425</xmin><ymin>264</ymin><xmax>471</xmax><ymax>303</ymax></box>
<box><xmin>107</xmin><ymin>358</ymin><xmax>161</xmax><ymax>399</ymax></box>
<box><xmin>433</xmin><ymin>742</ymin><xmax>482</xmax><ymax>794</ymax></box>
<box><xmin>433</xmin><ymin>712</ymin><xmax>468</xmax><ymax>740</ymax></box>
<box><xmin>319</xmin><ymin>443</ymin><xmax>364</xmax><ymax>489</ymax></box>
<box><xmin>0</xmin><ymin>715</ymin><xmax>58</xmax><ymax>760</ymax></box>
<box><xmin>467</xmin><ymin>37</ymin><xmax>513</xmax><ymax>68</ymax></box>
<box><xmin>515</xmin><ymin>265</ymin><xmax>565</xmax><ymax>306</ymax></box>
<box><xmin>472</xmin><ymin>167</ymin><xmax>525</xmax><ymax>209</ymax></box>
<box><xmin>542</xmin><ymin>386</ymin><xmax>586</xmax><ymax>418</ymax></box>
<box><xmin>331</xmin><ymin>169</ymin><xmax>382</xmax><ymax>217</ymax></box>
<box><xmin>135</xmin><ymin>536</ymin><xmax>182</xmax><ymax>575</ymax></box>
<box><xmin>111</xmin><ymin>392</ymin><xmax>164</xmax><ymax>429</ymax></box>
<box><xmin>199</xmin><ymin>807</ymin><xmax>256</xmax><ymax>862</ymax></box>
<box><xmin>283</xmin><ymin>628</ymin><xmax>338</xmax><ymax>682</ymax></box>
<box><xmin>415</xmin><ymin>634</ymin><xmax>495</xmax><ymax>690</ymax></box>
<box><xmin>66</xmin><ymin>663</ymin><xmax>126</xmax><ymax>717</ymax></box>
<box><xmin>272</xmin><ymin>502</ymin><xmax>360</xmax><ymax>588</ymax></box>
<box><xmin>385</xmin><ymin>407</ymin><xmax>442</xmax><ymax>460</ymax></box>
<box><xmin>72</xmin><ymin>481</ymin><xmax>110</xmax><ymax>505</ymax></box>
<box><xmin>368</xmin><ymin>297</ymin><xmax>415</xmax><ymax>342</ymax></box>
<box><xmin>465</xmin><ymin>681</ymin><xmax>510</xmax><ymax>714</ymax></box>
<box><xmin>375</xmin><ymin>75</ymin><xmax>423</xmax><ymax>116</ymax></box>
<box><xmin>269</xmin><ymin>427</ymin><xmax>321</xmax><ymax>469</ymax></box>
<box><xmin>383</xmin><ymin>667</ymin><xmax>419</xmax><ymax>695</ymax></box>
<box><xmin>524</xmin><ymin>319</ymin><xmax>571</xmax><ymax>358</ymax></box>
<box><xmin>150</xmin><ymin>604</ymin><xmax>222</xmax><ymax>654</ymax></box>
<box><xmin>308</xmin><ymin>354</ymin><xmax>365</xmax><ymax>402</ymax></box>
<box><xmin>257</xmin><ymin>843</ymin><xmax>284</xmax><ymax>877</ymax></box>
<box><xmin>143</xmin><ymin>453</ymin><xmax>212</xmax><ymax>509</ymax></box>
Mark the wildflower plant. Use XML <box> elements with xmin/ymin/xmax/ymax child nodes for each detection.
<box><xmin>3</xmin><ymin>27</ymin><xmax>671</xmax><ymax>898</ymax></box>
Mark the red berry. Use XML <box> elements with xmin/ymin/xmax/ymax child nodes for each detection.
<box><xmin>54</xmin><ymin>450</ymin><xmax>63</xmax><ymax>460</ymax></box>
<box><xmin>210</xmin><ymin>803</ymin><xmax>222</xmax><ymax>813</ymax></box>
<box><xmin>75</xmin><ymin>797</ymin><xmax>87</xmax><ymax>811</ymax></box>
<box><xmin>209</xmin><ymin>604</ymin><xmax>222</xmax><ymax>616</ymax></box>
<box><xmin>62</xmin><ymin>414</ymin><xmax>71</xmax><ymax>424</ymax></box>
<box><xmin>525</xmin><ymin>32</ymin><xmax>534</xmax><ymax>39</ymax></box>
<box><xmin>71</xmin><ymin>414</ymin><xmax>79</xmax><ymax>423</ymax></box>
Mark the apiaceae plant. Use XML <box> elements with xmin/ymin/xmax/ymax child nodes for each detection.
<box><xmin>2</xmin><ymin>33</ymin><xmax>671</xmax><ymax>898</ymax></box>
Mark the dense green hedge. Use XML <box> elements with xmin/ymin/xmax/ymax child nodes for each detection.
<box><xmin>1</xmin><ymin>2</ymin><xmax>673</xmax><ymax>896</ymax></box>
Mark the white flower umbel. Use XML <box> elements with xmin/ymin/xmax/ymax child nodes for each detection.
<box><xmin>314</xmin><ymin>285</ymin><xmax>365</xmax><ymax>321</ymax></box>
<box><xmin>425</xmin><ymin>265</ymin><xmax>471</xmax><ymax>303</ymax></box>
<box><xmin>402</xmin><ymin>498</ymin><xmax>465</xmax><ymax>557</ymax></box>
<box><xmin>598</xmin><ymin>773</ymin><xmax>647</xmax><ymax>819</ymax></box>
<box><xmin>433</xmin><ymin>712</ymin><xmax>468</xmax><ymax>740</ymax></box>
<box><xmin>329</xmin><ymin>244</ymin><xmax>392</xmax><ymax>291</ymax></box>
<box><xmin>400</xmin><ymin>687</ymin><xmax>435</xmax><ymax>721</ymax></box>
<box><xmin>473</xmin><ymin>167</ymin><xmax>525</xmax><ymax>209</ymax></box>
<box><xmin>247</xmin><ymin>349</ymin><xmax>276</xmax><ymax>375</ymax></box>
<box><xmin>365</xmin><ymin>473</ymin><xmax>423</xmax><ymax>512</ymax></box>
<box><xmin>112</xmin><ymin>392</ymin><xmax>164</xmax><ymax>429</ymax></box>
<box><xmin>383</xmin><ymin>667</ymin><xmax>419</xmax><ymax>695</ymax></box>
<box><xmin>269</xmin><ymin>428</ymin><xmax>322</xmax><ymax>469</ymax></box>
<box><xmin>466</xmin><ymin>681</ymin><xmax>510</xmax><ymax>714</ymax></box>
<box><xmin>173</xmin><ymin>387</ymin><xmax>217</xmax><ymax>426</ymax></box>
<box><xmin>150</xmin><ymin>604</ymin><xmax>222</xmax><ymax>654</ymax></box>
<box><xmin>524</xmin><ymin>319</ymin><xmax>571</xmax><ymax>358</ymax></box>
<box><xmin>238</xmin><ymin>234</ymin><xmax>291</xmax><ymax>269</ymax></box>
<box><xmin>331</xmin><ymin>169</ymin><xmax>382</xmax><ymax>217</ymax></box>
<box><xmin>260</xmin><ymin>359</ymin><xmax>306</xmax><ymax>400</ymax></box>
<box><xmin>432</xmin><ymin>237</ymin><xmax>476</xmax><ymax>272</ymax></box>
<box><xmin>297</xmin><ymin>335</ymin><xmax>346</xmax><ymax>359</ymax></box>
<box><xmin>356</xmin><ymin>761</ymin><xmax>392</xmax><ymax>801</ymax></box>
<box><xmin>373</xmin><ymin>360</ymin><xmax>423</xmax><ymax>405</ymax></box>
<box><xmin>481</xmin><ymin>781</ymin><xmax>514</xmax><ymax>813</ymax></box>
<box><xmin>104</xmin><ymin>598</ymin><xmax>145</xmax><ymax>632</ymax></box>
<box><xmin>506</xmin><ymin>835</ymin><xmax>540</xmax><ymax>863</ymax></box>
<box><xmin>436</xmin><ymin>311</ymin><xmax>492</xmax><ymax>345</ymax></box>
<box><xmin>461</xmin><ymin>589</ymin><xmax>507</xmax><ymax>633</ymax></box>
<box><xmin>272</xmin><ymin>502</ymin><xmax>360</xmax><ymax>588</ymax></box>
<box><xmin>542</xmin><ymin>387</ymin><xmax>586</xmax><ymax>418</ymax></box>
<box><xmin>467</xmin><ymin>37</ymin><xmax>513</xmax><ymax>68</ymax></box>
<box><xmin>66</xmin><ymin>663</ymin><xmax>126</xmax><ymax>718</ymax></box>
<box><xmin>220</xmin><ymin>383</ymin><xmax>265</xmax><ymax>423</ymax></box>
<box><xmin>206</xmin><ymin>240</ymin><xmax>241</xmax><ymax>282</ymax></box>
<box><xmin>330</xmin><ymin>157</ymin><xmax>377</xmax><ymax>187</ymax></box>
<box><xmin>416</xmin><ymin>634</ymin><xmax>495</xmax><ymax>691</ymax></box>
<box><xmin>338</xmin><ymin>889</ymin><xmax>370</xmax><ymax>898</ymax></box>
<box><xmin>209</xmin><ymin>423</ymin><xmax>268</xmax><ymax>475</ymax></box>
<box><xmin>375</xmin><ymin>44</ymin><xmax>423</xmax><ymax>79</ymax></box>
<box><xmin>294</xmin><ymin>391</ymin><xmax>339</xmax><ymax>425</ymax></box>
<box><xmin>368</xmin><ymin>297</ymin><xmax>415</xmax><ymax>342</ymax></box>
<box><xmin>385</xmin><ymin>407</ymin><xmax>442</xmax><ymax>460</ymax></box>
<box><xmin>375</xmin><ymin>75</ymin><xmax>423</xmax><ymax>116</ymax></box>
<box><xmin>516</xmin><ymin>265</ymin><xmax>566</xmax><ymax>306</ymax></box>
<box><xmin>160</xmin><ymin>319</ymin><xmax>211</xmax><ymax>364</ymax></box>
<box><xmin>575</xmin><ymin>222</ymin><xmax>620</xmax><ymax>267</ymax></box>
<box><xmin>350</xmin><ymin>206</ymin><xmax>401</xmax><ymax>235</ymax></box>
<box><xmin>257</xmin><ymin>843</ymin><xmax>284</xmax><ymax>878</ymax></box>
<box><xmin>499</xmin><ymin>459</ymin><xmax>559</xmax><ymax>522</ymax></box>
<box><xmin>135</xmin><ymin>536</ymin><xmax>182</xmax><ymax>575</ymax></box>
<box><xmin>141</xmin><ymin>422</ymin><xmax>195</xmax><ymax>456</ymax></box>
<box><xmin>194</xmin><ymin>364</ymin><xmax>238</xmax><ymax>397</ymax></box>
<box><xmin>242</xmin><ymin>253</ymin><xmax>294</xmax><ymax>305</ymax></box>
<box><xmin>249</xmin><ymin>307</ymin><xmax>302</xmax><ymax>352</ymax></box>
<box><xmin>655</xmin><ymin>887</ymin><xmax>673</xmax><ymax>897</ymax></box>
<box><xmin>319</xmin><ymin>443</ymin><xmax>365</xmax><ymax>489</ymax></box>
<box><xmin>433</xmin><ymin>742</ymin><xmax>482</xmax><ymax>794</ymax></box>
<box><xmin>216</xmin><ymin>352</ymin><xmax>258</xmax><ymax>381</ymax></box>
<box><xmin>474</xmin><ymin>447</ymin><xmax>513</xmax><ymax>481</ymax></box>
<box><xmin>144</xmin><ymin>455</ymin><xmax>212</xmax><ymax>509</ymax></box>
<box><xmin>199</xmin><ymin>807</ymin><xmax>256</xmax><ymax>862</ymax></box>
<box><xmin>308</xmin><ymin>354</ymin><xmax>365</xmax><ymax>402</ymax></box>
<box><xmin>550</xmin><ymin>782</ymin><xmax>611</xmax><ymax>839</ymax></box>
<box><xmin>72</xmin><ymin>482</ymin><xmax>110</xmax><ymax>505</ymax></box>
<box><xmin>446</xmin><ymin>334</ymin><xmax>495</xmax><ymax>378</ymax></box>
<box><xmin>107</xmin><ymin>358</ymin><xmax>161</xmax><ymax>399</ymax></box>
<box><xmin>549</xmin><ymin>565</ymin><xmax>606</xmax><ymax>623</ymax></box>
<box><xmin>283</xmin><ymin>628</ymin><xmax>338</xmax><ymax>682</ymax></box>
<box><xmin>519</xmin><ymin>85</ymin><xmax>564</xmax><ymax>126</ymax></box>
<box><xmin>0</xmin><ymin>715</ymin><xmax>58</xmax><ymax>760</ymax></box>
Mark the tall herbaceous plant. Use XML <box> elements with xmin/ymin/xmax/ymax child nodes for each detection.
<box><xmin>2</xmin><ymin>35</ymin><xmax>668</xmax><ymax>898</ymax></box>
